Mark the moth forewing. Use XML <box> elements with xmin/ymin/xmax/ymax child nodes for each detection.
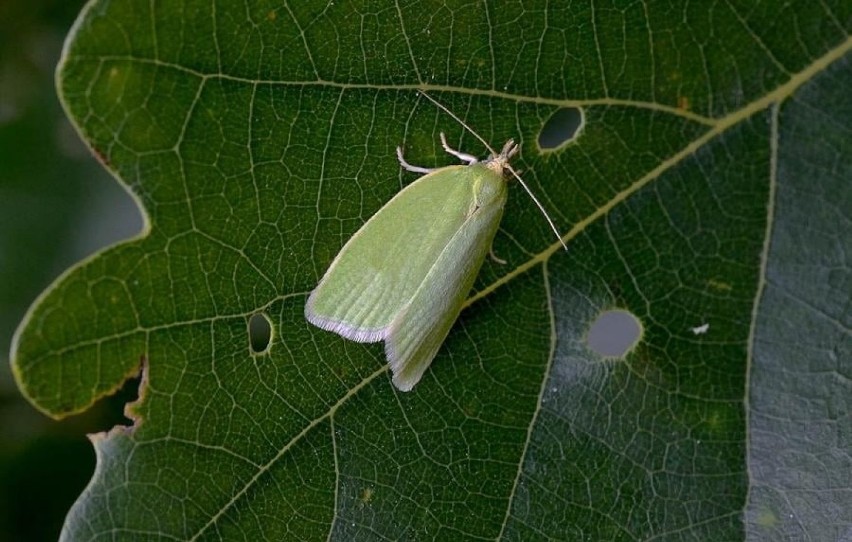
<box><xmin>385</xmin><ymin>168</ymin><xmax>507</xmax><ymax>390</ymax></box>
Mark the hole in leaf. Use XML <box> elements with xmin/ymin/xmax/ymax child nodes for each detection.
<box><xmin>248</xmin><ymin>313</ymin><xmax>272</xmax><ymax>354</ymax></box>
<box><xmin>586</xmin><ymin>309</ymin><xmax>642</xmax><ymax>357</ymax></box>
<box><xmin>538</xmin><ymin>107</ymin><xmax>583</xmax><ymax>150</ymax></box>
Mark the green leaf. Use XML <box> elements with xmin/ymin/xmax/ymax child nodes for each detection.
<box><xmin>11</xmin><ymin>1</ymin><xmax>851</xmax><ymax>539</ymax></box>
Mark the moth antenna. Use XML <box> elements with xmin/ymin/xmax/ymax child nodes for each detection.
<box><xmin>506</xmin><ymin>165</ymin><xmax>568</xmax><ymax>251</ymax></box>
<box><xmin>417</xmin><ymin>91</ymin><xmax>498</xmax><ymax>157</ymax></box>
<box><xmin>418</xmin><ymin>90</ymin><xmax>568</xmax><ymax>251</ymax></box>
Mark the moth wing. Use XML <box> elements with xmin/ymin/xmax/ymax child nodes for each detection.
<box><xmin>305</xmin><ymin>166</ymin><xmax>476</xmax><ymax>342</ymax></box>
<box><xmin>386</xmin><ymin>190</ymin><xmax>507</xmax><ymax>391</ymax></box>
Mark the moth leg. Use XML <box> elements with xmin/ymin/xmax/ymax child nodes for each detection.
<box><xmin>489</xmin><ymin>245</ymin><xmax>507</xmax><ymax>265</ymax></box>
<box><xmin>396</xmin><ymin>147</ymin><xmax>434</xmax><ymax>174</ymax></box>
<box><xmin>440</xmin><ymin>132</ymin><xmax>479</xmax><ymax>164</ymax></box>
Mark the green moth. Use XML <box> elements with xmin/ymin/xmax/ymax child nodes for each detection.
<box><xmin>305</xmin><ymin>95</ymin><xmax>564</xmax><ymax>391</ymax></box>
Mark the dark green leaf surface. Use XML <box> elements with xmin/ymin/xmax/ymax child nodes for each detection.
<box><xmin>10</xmin><ymin>1</ymin><xmax>851</xmax><ymax>540</ymax></box>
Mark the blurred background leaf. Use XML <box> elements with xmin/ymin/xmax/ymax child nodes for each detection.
<box><xmin>0</xmin><ymin>1</ymin><xmax>141</xmax><ymax>540</ymax></box>
<box><xmin>4</xmin><ymin>1</ymin><xmax>851</xmax><ymax>540</ymax></box>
